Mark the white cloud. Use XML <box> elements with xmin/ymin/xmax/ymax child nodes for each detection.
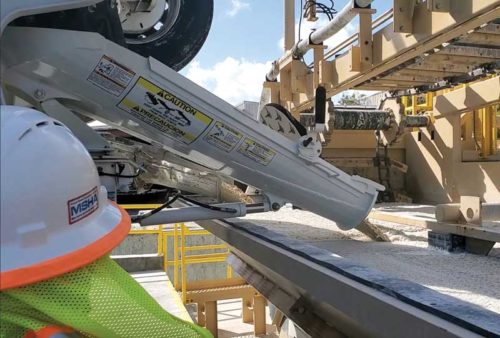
<box><xmin>226</xmin><ymin>0</ymin><xmax>250</xmax><ymax>17</ymax></box>
<box><xmin>185</xmin><ymin>57</ymin><xmax>271</xmax><ymax>105</ymax></box>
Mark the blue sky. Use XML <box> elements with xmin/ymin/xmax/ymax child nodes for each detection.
<box><xmin>182</xmin><ymin>0</ymin><xmax>392</xmax><ymax>105</ymax></box>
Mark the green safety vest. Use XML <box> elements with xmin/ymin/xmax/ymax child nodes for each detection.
<box><xmin>0</xmin><ymin>256</ymin><xmax>212</xmax><ymax>338</ymax></box>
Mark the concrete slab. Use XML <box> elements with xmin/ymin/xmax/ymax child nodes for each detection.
<box><xmin>131</xmin><ymin>270</ymin><xmax>193</xmax><ymax>322</ymax></box>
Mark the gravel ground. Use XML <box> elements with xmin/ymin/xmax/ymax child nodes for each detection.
<box><xmin>241</xmin><ymin>205</ymin><xmax>500</xmax><ymax>314</ymax></box>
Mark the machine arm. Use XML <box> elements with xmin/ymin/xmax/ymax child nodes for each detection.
<box><xmin>1</xmin><ymin>27</ymin><xmax>383</xmax><ymax>229</ymax></box>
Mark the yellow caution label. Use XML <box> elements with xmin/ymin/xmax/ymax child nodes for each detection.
<box><xmin>117</xmin><ymin>77</ymin><xmax>212</xmax><ymax>144</ymax></box>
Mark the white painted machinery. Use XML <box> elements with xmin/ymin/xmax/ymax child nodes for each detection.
<box><xmin>0</xmin><ymin>1</ymin><xmax>383</xmax><ymax>230</ymax></box>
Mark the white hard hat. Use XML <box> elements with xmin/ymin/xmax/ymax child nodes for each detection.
<box><xmin>0</xmin><ymin>105</ymin><xmax>131</xmax><ymax>290</ymax></box>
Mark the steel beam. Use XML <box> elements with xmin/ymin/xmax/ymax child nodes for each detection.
<box><xmin>434</xmin><ymin>75</ymin><xmax>500</xmax><ymax>116</ymax></box>
<box><xmin>291</xmin><ymin>1</ymin><xmax>500</xmax><ymax>113</ymax></box>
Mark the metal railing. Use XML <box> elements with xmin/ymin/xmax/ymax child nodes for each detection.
<box><xmin>121</xmin><ymin>204</ymin><xmax>234</xmax><ymax>304</ymax></box>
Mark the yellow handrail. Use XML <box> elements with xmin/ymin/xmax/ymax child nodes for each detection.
<box><xmin>121</xmin><ymin>204</ymin><xmax>235</xmax><ymax>304</ymax></box>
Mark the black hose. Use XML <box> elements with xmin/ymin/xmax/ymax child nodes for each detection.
<box><xmin>179</xmin><ymin>195</ymin><xmax>238</xmax><ymax>214</ymax></box>
<box><xmin>132</xmin><ymin>191</ymin><xmax>181</xmax><ymax>223</ymax></box>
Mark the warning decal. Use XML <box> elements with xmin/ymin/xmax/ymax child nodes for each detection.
<box><xmin>237</xmin><ymin>138</ymin><xmax>276</xmax><ymax>166</ymax></box>
<box><xmin>88</xmin><ymin>55</ymin><xmax>135</xmax><ymax>96</ymax></box>
<box><xmin>117</xmin><ymin>77</ymin><xmax>213</xmax><ymax>144</ymax></box>
<box><xmin>204</xmin><ymin>121</ymin><xmax>243</xmax><ymax>152</ymax></box>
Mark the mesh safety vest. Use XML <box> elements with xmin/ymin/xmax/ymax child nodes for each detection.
<box><xmin>0</xmin><ymin>256</ymin><xmax>212</xmax><ymax>338</ymax></box>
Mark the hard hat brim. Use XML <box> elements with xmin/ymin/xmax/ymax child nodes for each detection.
<box><xmin>0</xmin><ymin>201</ymin><xmax>131</xmax><ymax>290</ymax></box>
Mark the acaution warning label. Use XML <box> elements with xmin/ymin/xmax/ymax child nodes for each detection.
<box><xmin>237</xmin><ymin>138</ymin><xmax>276</xmax><ymax>165</ymax></box>
<box><xmin>117</xmin><ymin>77</ymin><xmax>213</xmax><ymax>144</ymax></box>
<box><xmin>204</xmin><ymin>121</ymin><xmax>243</xmax><ymax>152</ymax></box>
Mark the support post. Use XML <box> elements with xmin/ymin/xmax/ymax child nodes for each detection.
<box><xmin>357</xmin><ymin>9</ymin><xmax>375</xmax><ymax>71</ymax></box>
<box><xmin>284</xmin><ymin>0</ymin><xmax>295</xmax><ymax>52</ymax></box>
<box><xmin>313</xmin><ymin>45</ymin><xmax>325</xmax><ymax>89</ymax></box>
<box><xmin>205</xmin><ymin>301</ymin><xmax>218</xmax><ymax>337</ymax></box>
<box><xmin>253</xmin><ymin>295</ymin><xmax>267</xmax><ymax>336</ymax></box>
<box><xmin>173</xmin><ymin>223</ymin><xmax>179</xmax><ymax>289</ymax></box>
<box><xmin>242</xmin><ymin>298</ymin><xmax>253</xmax><ymax>323</ymax></box>
<box><xmin>197</xmin><ymin>303</ymin><xmax>206</xmax><ymax>326</ymax></box>
<box><xmin>263</xmin><ymin>81</ymin><xmax>281</xmax><ymax>104</ymax></box>
<box><xmin>181</xmin><ymin>223</ymin><xmax>187</xmax><ymax>303</ymax></box>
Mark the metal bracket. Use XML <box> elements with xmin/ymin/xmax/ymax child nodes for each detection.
<box><xmin>427</xmin><ymin>0</ymin><xmax>450</xmax><ymax>12</ymax></box>
<box><xmin>40</xmin><ymin>99</ymin><xmax>110</xmax><ymax>153</ymax></box>
<box><xmin>459</xmin><ymin>196</ymin><xmax>482</xmax><ymax>226</ymax></box>
<box><xmin>393</xmin><ymin>0</ymin><xmax>417</xmax><ymax>33</ymax></box>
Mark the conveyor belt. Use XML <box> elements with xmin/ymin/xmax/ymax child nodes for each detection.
<box><xmin>190</xmin><ymin>213</ymin><xmax>500</xmax><ymax>338</ymax></box>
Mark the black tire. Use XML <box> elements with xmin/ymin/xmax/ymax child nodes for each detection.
<box><xmin>12</xmin><ymin>1</ymin><xmax>126</xmax><ymax>47</ymax></box>
<box><xmin>125</xmin><ymin>0</ymin><xmax>213</xmax><ymax>71</ymax></box>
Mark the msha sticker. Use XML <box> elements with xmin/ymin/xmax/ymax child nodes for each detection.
<box><xmin>68</xmin><ymin>187</ymin><xmax>99</xmax><ymax>224</ymax></box>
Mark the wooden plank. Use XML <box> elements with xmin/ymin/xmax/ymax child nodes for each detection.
<box><xmin>421</xmin><ymin>53</ymin><xmax>498</xmax><ymax>65</ymax></box>
<box><xmin>476</xmin><ymin>23</ymin><xmax>500</xmax><ymax>34</ymax></box>
<box><xmin>457</xmin><ymin>32</ymin><xmax>500</xmax><ymax>46</ymax></box>
<box><xmin>356</xmin><ymin>84</ymin><xmax>412</xmax><ymax>91</ymax></box>
<box><xmin>368</xmin><ymin>211</ymin><xmax>500</xmax><ymax>242</ymax></box>
<box><xmin>381</xmin><ymin>73</ymin><xmax>440</xmax><ymax>84</ymax></box>
<box><xmin>186</xmin><ymin>277</ymin><xmax>246</xmax><ymax>291</ymax></box>
<box><xmin>397</xmin><ymin>68</ymin><xmax>464</xmax><ymax>78</ymax></box>
<box><xmin>407</xmin><ymin>60</ymin><xmax>476</xmax><ymax>74</ymax></box>
<box><xmin>439</xmin><ymin>45</ymin><xmax>500</xmax><ymax>58</ymax></box>
<box><xmin>186</xmin><ymin>285</ymin><xmax>257</xmax><ymax>303</ymax></box>
<box><xmin>367</xmin><ymin>79</ymin><xmax>432</xmax><ymax>87</ymax></box>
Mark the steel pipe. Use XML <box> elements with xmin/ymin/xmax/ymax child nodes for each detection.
<box><xmin>139</xmin><ymin>202</ymin><xmax>247</xmax><ymax>226</ymax></box>
<box><xmin>295</xmin><ymin>0</ymin><xmax>373</xmax><ymax>57</ymax></box>
<box><xmin>267</xmin><ymin>0</ymin><xmax>373</xmax><ymax>81</ymax></box>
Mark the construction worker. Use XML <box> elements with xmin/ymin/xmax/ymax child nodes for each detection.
<box><xmin>0</xmin><ymin>106</ymin><xmax>212</xmax><ymax>338</ymax></box>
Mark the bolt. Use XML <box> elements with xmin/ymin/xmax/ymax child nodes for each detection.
<box><xmin>302</xmin><ymin>137</ymin><xmax>314</xmax><ymax>147</ymax></box>
<box><xmin>272</xmin><ymin>203</ymin><xmax>281</xmax><ymax>211</ymax></box>
<box><xmin>33</xmin><ymin>89</ymin><xmax>46</xmax><ymax>100</ymax></box>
